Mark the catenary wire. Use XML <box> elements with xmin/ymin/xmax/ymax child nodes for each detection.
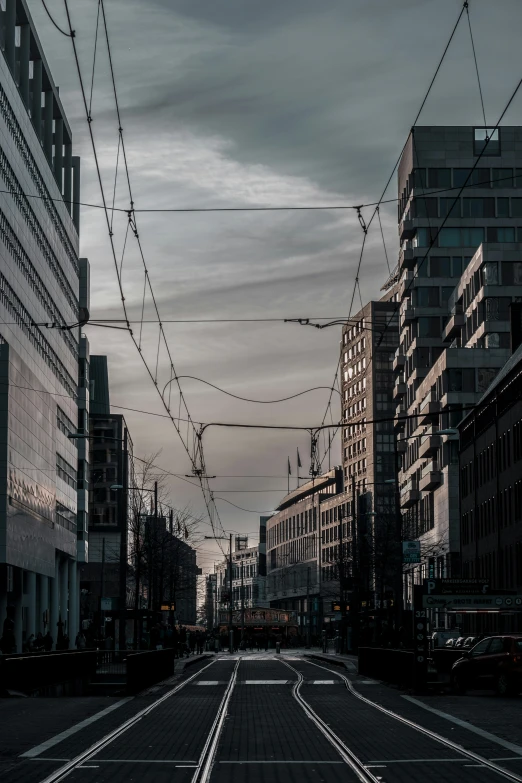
<box><xmin>465</xmin><ymin>1</ymin><xmax>487</xmax><ymax>127</ymax></box>
<box><xmin>165</xmin><ymin>377</ymin><xmax>341</xmax><ymax>405</ymax></box>
<box><xmin>40</xmin><ymin>0</ymin><xmax>73</xmax><ymax>37</ymax></box>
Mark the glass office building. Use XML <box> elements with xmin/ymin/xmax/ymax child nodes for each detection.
<box><xmin>0</xmin><ymin>0</ymin><xmax>86</xmax><ymax>651</ymax></box>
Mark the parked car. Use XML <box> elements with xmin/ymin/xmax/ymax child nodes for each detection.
<box><xmin>454</xmin><ymin>636</ymin><xmax>467</xmax><ymax>648</ymax></box>
<box><xmin>432</xmin><ymin>629</ymin><xmax>460</xmax><ymax>648</ymax></box>
<box><xmin>463</xmin><ymin>636</ymin><xmax>478</xmax><ymax>649</ymax></box>
<box><xmin>445</xmin><ymin>638</ymin><xmax>456</xmax><ymax>648</ymax></box>
<box><xmin>451</xmin><ymin>636</ymin><xmax>522</xmax><ymax>695</ymax></box>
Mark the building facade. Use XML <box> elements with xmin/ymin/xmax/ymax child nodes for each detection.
<box><xmin>459</xmin><ymin>339</ymin><xmax>522</xmax><ymax>634</ymax></box>
<box><xmin>394</xmin><ymin>126</ymin><xmax>522</xmax><ymax>610</ymax></box>
<box><xmin>266</xmin><ymin>468</ymin><xmax>343</xmax><ymax>635</ymax></box>
<box><xmin>0</xmin><ymin>0</ymin><xmax>83</xmax><ymax>651</ymax></box>
<box><xmin>215</xmin><ymin>535</ymin><xmax>267</xmax><ymax>616</ymax></box>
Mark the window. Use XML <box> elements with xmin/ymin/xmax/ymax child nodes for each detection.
<box><xmin>438</xmin><ymin>227</ymin><xmax>484</xmax><ymax>248</ymax></box>
<box><xmin>474</xmin><ymin>128</ymin><xmax>500</xmax><ymax>156</ymax></box>
<box><xmin>430</xmin><ymin>256</ymin><xmax>451</xmax><ymax>277</ymax></box>
<box><xmin>439</xmin><ymin>198</ymin><xmax>460</xmax><ymax>218</ymax></box>
<box><xmin>462</xmin><ymin>197</ymin><xmax>495</xmax><ymax>218</ymax></box>
<box><xmin>487</xmin><ymin>638</ymin><xmax>505</xmax><ymax>654</ymax></box>
<box><xmin>492</xmin><ymin>168</ymin><xmax>513</xmax><ymax>187</ymax></box>
<box><xmin>57</xmin><ymin>406</ymin><xmax>75</xmax><ymax>437</ymax></box>
<box><xmin>414</xmin><ymin>198</ymin><xmax>438</xmax><ymax>218</ymax></box>
<box><xmin>418</xmin><ymin>317</ymin><xmax>440</xmax><ymax>337</ymax></box>
<box><xmin>497</xmin><ymin>197</ymin><xmax>510</xmax><ymax>218</ymax></box>
<box><xmin>453</xmin><ymin>168</ymin><xmax>488</xmax><ymax>187</ymax></box>
<box><xmin>428</xmin><ymin>169</ymin><xmax>451</xmax><ymax>188</ymax></box>
<box><xmin>56</xmin><ymin>454</ymin><xmax>77</xmax><ymax>489</ymax></box>
<box><xmin>470</xmin><ymin>638</ymin><xmax>491</xmax><ymax>656</ymax></box>
<box><xmin>414</xmin><ymin>287</ymin><xmax>440</xmax><ymax>307</ymax></box>
<box><xmin>487</xmin><ymin>226</ymin><xmax>516</xmax><ymax>243</ymax></box>
<box><xmin>512</xmin><ymin>198</ymin><xmax>522</xmax><ymax>218</ymax></box>
<box><xmin>56</xmin><ymin>502</ymin><xmax>76</xmax><ymax>532</ymax></box>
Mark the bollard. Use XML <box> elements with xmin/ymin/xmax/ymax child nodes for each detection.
<box><xmin>276</xmin><ymin>642</ymin><xmax>281</xmax><ymax>654</ymax></box>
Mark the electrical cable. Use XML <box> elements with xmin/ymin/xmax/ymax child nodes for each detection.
<box><xmin>465</xmin><ymin>1</ymin><xmax>487</xmax><ymax>127</ymax></box>
<box><xmin>40</xmin><ymin>0</ymin><xmax>73</xmax><ymax>37</ymax></box>
<box><xmin>164</xmin><ymin>376</ymin><xmax>341</xmax><ymax>405</ymax></box>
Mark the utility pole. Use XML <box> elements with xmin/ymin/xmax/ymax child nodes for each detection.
<box><xmin>394</xmin><ymin>439</ymin><xmax>403</xmax><ymax>641</ymax></box>
<box><xmin>305</xmin><ymin>565</ymin><xmax>311</xmax><ymax>649</ymax></box>
<box><xmin>118</xmin><ymin>427</ymin><xmax>128</xmax><ymax>651</ymax></box>
<box><xmin>339</xmin><ymin>507</ymin><xmax>346</xmax><ymax>654</ymax></box>
<box><xmin>228</xmin><ymin>533</ymin><xmax>233</xmax><ymax>653</ymax></box>
<box><xmin>350</xmin><ymin>474</ymin><xmax>359</xmax><ymax>652</ymax></box>
<box><xmin>100</xmin><ymin>536</ymin><xmax>106</xmax><ymax>640</ymax></box>
<box><xmin>240</xmin><ymin>560</ymin><xmax>245</xmax><ymax>644</ymax></box>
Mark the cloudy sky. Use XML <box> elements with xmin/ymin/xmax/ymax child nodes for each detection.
<box><xmin>29</xmin><ymin>0</ymin><xmax>522</xmax><ymax>571</ymax></box>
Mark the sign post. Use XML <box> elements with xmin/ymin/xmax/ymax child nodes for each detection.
<box><xmin>413</xmin><ymin>584</ymin><xmax>428</xmax><ymax>693</ymax></box>
<box><xmin>403</xmin><ymin>541</ymin><xmax>421</xmax><ymax>564</ymax></box>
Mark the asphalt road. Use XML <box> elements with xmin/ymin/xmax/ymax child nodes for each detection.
<box><xmin>5</xmin><ymin>651</ymin><xmax>522</xmax><ymax>783</ymax></box>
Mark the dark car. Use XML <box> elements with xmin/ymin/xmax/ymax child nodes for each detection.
<box><xmin>451</xmin><ymin>635</ymin><xmax>522</xmax><ymax>695</ymax></box>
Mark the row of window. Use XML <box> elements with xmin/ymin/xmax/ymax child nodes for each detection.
<box><xmin>412</xmin><ymin>196</ymin><xmax>522</xmax><ymax>220</ymax></box>
<box><xmin>0</xmin><ymin>81</ymin><xmax>79</xmax><ymax>272</ymax></box>
<box><xmin>57</xmin><ymin>406</ymin><xmax>75</xmax><ymax>438</ymax></box>
<box><xmin>461</xmin><ymin>425</ymin><xmax>520</xmax><ymax>498</ymax></box>
<box><xmin>347</xmin><ymin>458</ymin><xmax>367</xmax><ymax>477</ymax></box>
<box><xmin>56</xmin><ymin>453</ymin><xmax>77</xmax><ymax>490</ymax></box>
<box><xmin>343</xmin><ymin>356</ymin><xmax>366</xmax><ymax>381</ymax></box>
<box><xmin>344</xmin><ymin>396</ymin><xmax>367</xmax><ymax>419</ymax></box>
<box><xmin>56</xmin><ymin>501</ymin><xmax>76</xmax><ymax>532</ymax></box>
<box><xmin>415</xmin><ymin>166</ymin><xmax>521</xmax><ymax>190</ymax></box>
<box><xmin>0</xmin><ymin>146</ymin><xmax>79</xmax><ymax>312</ymax></box>
<box><xmin>462</xmin><ymin>483</ymin><xmax>521</xmax><ymax>545</ymax></box>
<box><xmin>268</xmin><ymin>509</ymin><xmax>317</xmax><ymax>548</ymax></box>
<box><xmin>343</xmin><ymin>419</ymin><xmax>366</xmax><ymax>441</ymax></box>
<box><xmin>344</xmin><ymin>377</ymin><xmax>366</xmax><ymax>400</ymax></box>
<box><xmin>268</xmin><ymin>536</ymin><xmax>317</xmax><ymax>570</ymax></box>
<box><xmin>463</xmin><ymin>545</ymin><xmax>521</xmax><ymax>592</ymax></box>
<box><xmin>0</xmin><ymin>273</ymin><xmax>77</xmax><ymax>397</ymax></box>
<box><xmin>321</xmin><ymin>523</ymin><xmax>350</xmax><ymax>545</ymax></box>
<box><xmin>415</xmin><ymin>225</ymin><xmax>522</xmax><ymax>249</ymax></box>
<box><xmin>344</xmin><ymin>338</ymin><xmax>366</xmax><ymax>361</ymax></box>
<box><xmin>0</xmin><ymin>207</ymin><xmax>78</xmax><ymax>355</ymax></box>
<box><xmin>343</xmin><ymin>320</ymin><xmax>366</xmax><ymax>345</ymax></box>
<box><xmin>344</xmin><ymin>438</ymin><xmax>366</xmax><ymax>460</ymax></box>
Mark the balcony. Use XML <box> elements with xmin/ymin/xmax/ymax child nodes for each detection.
<box><xmin>419</xmin><ymin>461</ymin><xmax>442</xmax><ymax>491</ymax></box>
<box><xmin>400</xmin><ymin>270</ymin><xmax>414</xmax><ymax>297</ymax></box>
<box><xmin>394</xmin><ymin>403</ymin><xmax>407</xmax><ymax>431</ymax></box>
<box><xmin>393</xmin><ymin>351</ymin><xmax>406</xmax><ymax>373</ymax></box>
<box><xmin>396</xmin><ymin>440</ymin><xmax>407</xmax><ymax>453</ymax></box>
<box><xmin>399</xmin><ymin>245</ymin><xmax>415</xmax><ymax>271</ymax></box>
<box><xmin>419</xmin><ymin>393</ymin><xmax>440</xmax><ymax>425</ymax></box>
<box><xmin>400</xmin><ymin>219</ymin><xmax>415</xmax><ymax>242</ymax></box>
<box><xmin>400</xmin><ymin>479</ymin><xmax>420</xmax><ymax>508</ymax></box>
<box><xmin>419</xmin><ymin>434</ymin><xmax>440</xmax><ymax>460</ymax></box>
<box><xmin>400</xmin><ymin>303</ymin><xmax>415</xmax><ymax>326</ymax></box>
<box><xmin>442</xmin><ymin>312</ymin><xmax>465</xmax><ymax>343</ymax></box>
<box><xmin>393</xmin><ymin>380</ymin><xmax>406</xmax><ymax>400</ymax></box>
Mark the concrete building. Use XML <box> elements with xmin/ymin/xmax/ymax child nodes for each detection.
<box><xmin>266</xmin><ymin>468</ymin><xmax>343</xmax><ymax>635</ymax></box>
<box><xmin>0</xmin><ymin>0</ymin><xmax>84</xmax><ymax>651</ymax></box>
<box><xmin>215</xmin><ymin>533</ymin><xmax>268</xmax><ymax>617</ymax></box>
<box><xmin>340</xmin><ymin>286</ymin><xmax>400</xmax><ymax>612</ymax></box>
<box><xmin>459</xmin><ymin>334</ymin><xmax>522</xmax><ymax>634</ymax></box>
<box><xmin>80</xmin><ymin>356</ymin><xmax>133</xmax><ymax>642</ymax></box>
<box><xmin>394</xmin><ymin>126</ymin><xmax>522</xmax><ymax>612</ymax></box>
<box><xmin>205</xmin><ymin>572</ymin><xmax>217</xmax><ymax>629</ymax></box>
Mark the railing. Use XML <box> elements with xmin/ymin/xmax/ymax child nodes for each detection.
<box><xmin>96</xmin><ymin>649</ymin><xmax>127</xmax><ymax>676</ymax></box>
<box><xmin>421</xmin><ymin>460</ymin><xmax>439</xmax><ymax>478</ymax></box>
<box><xmin>0</xmin><ymin>651</ymin><xmax>97</xmax><ymax>696</ymax></box>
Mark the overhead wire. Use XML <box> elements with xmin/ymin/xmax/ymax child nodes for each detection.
<box><xmin>465</xmin><ymin>1</ymin><xmax>487</xmax><ymax>127</ymax></box>
<box><xmin>317</xmin><ymin>0</ymin><xmax>470</xmax><ymax>470</ymax></box>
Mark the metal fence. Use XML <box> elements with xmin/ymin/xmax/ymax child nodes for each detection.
<box><xmin>0</xmin><ymin>651</ymin><xmax>97</xmax><ymax>695</ymax></box>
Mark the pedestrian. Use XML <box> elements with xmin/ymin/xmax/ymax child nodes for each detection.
<box><xmin>35</xmin><ymin>631</ymin><xmax>44</xmax><ymax>652</ymax></box>
<box><xmin>189</xmin><ymin>632</ymin><xmax>196</xmax><ymax>656</ymax></box>
<box><xmin>43</xmin><ymin>631</ymin><xmax>53</xmax><ymax>652</ymax></box>
<box><xmin>25</xmin><ymin>634</ymin><xmax>35</xmax><ymax>652</ymax></box>
<box><xmin>75</xmin><ymin>631</ymin><xmax>86</xmax><ymax>650</ymax></box>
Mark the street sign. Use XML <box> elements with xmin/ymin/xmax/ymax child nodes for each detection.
<box><xmin>331</xmin><ymin>602</ymin><xmax>350</xmax><ymax>612</ymax></box>
<box><xmin>423</xmin><ymin>594</ymin><xmax>522</xmax><ymax>610</ymax></box>
<box><xmin>160</xmin><ymin>603</ymin><xmax>176</xmax><ymax>611</ymax></box>
<box><xmin>403</xmin><ymin>541</ymin><xmax>421</xmax><ymax>563</ymax></box>
<box><xmin>424</xmin><ymin>578</ymin><xmax>490</xmax><ymax>595</ymax></box>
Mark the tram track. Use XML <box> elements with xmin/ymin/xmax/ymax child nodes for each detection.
<box><xmin>37</xmin><ymin>656</ymin><xmax>224</xmax><ymax>783</ymax></box>
<box><xmin>294</xmin><ymin>656</ymin><xmax>522</xmax><ymax>783</ymax></box>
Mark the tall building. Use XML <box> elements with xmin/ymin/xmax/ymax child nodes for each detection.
<box><xmin>215</xmin><ymin>534</ymin><xmax>268</xmax><ymax>614</ymax></box>
<box><xmin>266</xmin><ymin>468</ymin><xmax>343</xmax><ymax>635</ymax></box>
<box><xmin>0</xmin><ymin>1</ymin><xmax>83</xmax><ymax>651</ymax></box>
<box><xmin>340</xmin><ymin>287</ymin><xmax>400</xmax><ymax>612</ymax></box>
<box><xmin>81</xmin><ymin>356</ymin><xmax>133</xmax><ymax>644</ymax></box>
<box><xmin>459</xmin><ymin>336</ymin><xmax>522</xmax><ymax>635</ymax></box>
<box><xmin>205</xmin><ymin>572</ymin><xmax>217</xmax><ymax>629</ymax></box>
<box><xmin>394</xmin><ymin>126</ymin><xmax>522</xmax><ymax>613</ymax></box>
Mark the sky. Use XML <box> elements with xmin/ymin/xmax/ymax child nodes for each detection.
<box><xmin>28</xmin><ymin>0</ymin><xmax>522</xmax><ymax>573</ymax></box>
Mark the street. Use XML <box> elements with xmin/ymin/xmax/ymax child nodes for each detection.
<box><xmin>4</xmin><ymin>652</ymin><xmax>522</xmax><ymax>783</ymax></box>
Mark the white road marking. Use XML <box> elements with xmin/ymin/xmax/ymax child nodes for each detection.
<box><xmin>311</xmin><ymin>680</ymin><xmax>336</xmax><ymax>684</ymax></box>
<box><xmin>20</xmin><ymin>698</ymin><xmax>134</xmax><ymax>758</ymax></box>
<box><xmin>219</xmin><ymin>761</ymin><xmax>344</xmax><ymax>764</ymax></box>
<box><xmin>196</xmin><ymin>681</ymin><xmax>221</xmax><ymax>686</ymax></box>
<box><xmin>367</xmin><ymin>758</ymin><xmax>466</xmax><ymax>764</ymax></box>
<box><xmin>359</xmin><ymin>680</ymin><xmax>378</xmax><ymax>684</ymax></box>
<box><xmin>29</xmin><ymin>758</ymin><xmax>71</xmax><ymax>762</ymax></box>
<box><xmin>90</xmin><ymin>760</ymin><xmax>198</xmax><ymax>764</ymax></box>
<box><xmin>402</xmin><ymin>695</ymin><xmax>522</xmax><ymax>757</ymax></box>
<box><xmin>244</xmin><ymin>680</ymin><xmax>289</xmax><ymax>684</ymax></box>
